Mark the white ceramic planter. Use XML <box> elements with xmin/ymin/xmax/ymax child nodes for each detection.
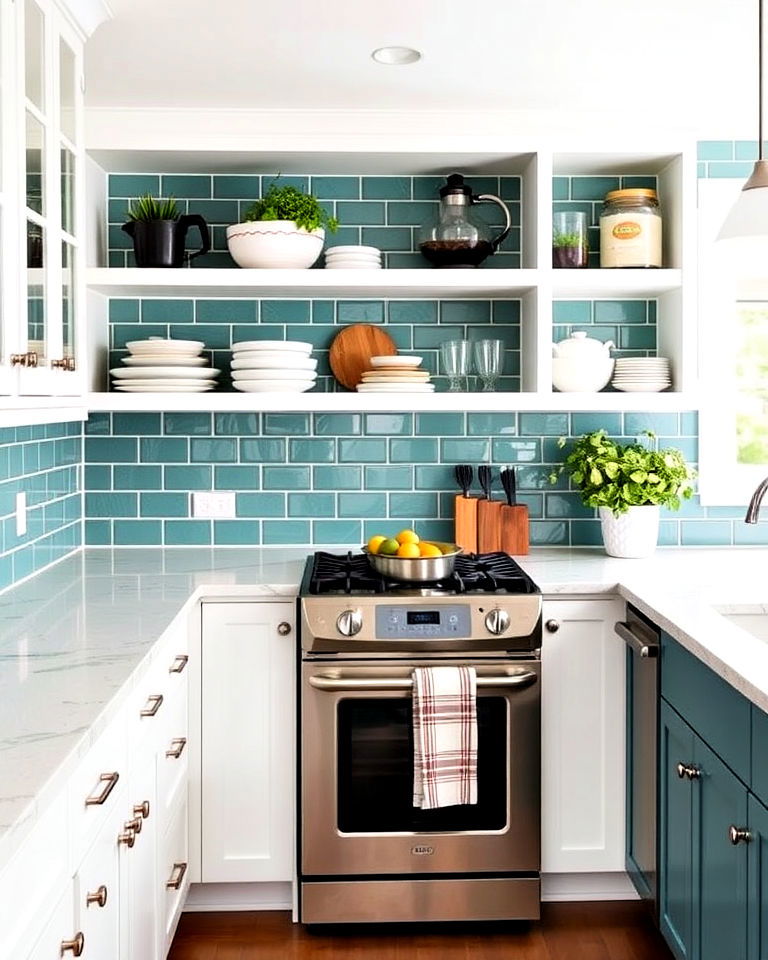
<box><xmin>598</xmin><ymin>505</ymin><xmax>660</xmax><ymax>558</ymax></box>
<box><xmin>226</xmin><ymin>221</ymin><xmax>324</xmax><ymax>269</ymax></box>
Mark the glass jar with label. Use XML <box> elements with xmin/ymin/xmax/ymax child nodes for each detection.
<box><xmin>599</xmin><ymin>188</ymin><xmax>662</xmax><ymax>268</ymax></box>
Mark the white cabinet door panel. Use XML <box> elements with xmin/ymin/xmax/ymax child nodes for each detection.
<box><xmin>201</xmin><ymin>601</ymin><xmax>295</xmax><ymax>883</ymax></box>
<box><xmin>541</xmin><ymin>596</ymin><xmax>625</xmax><ymax>873</ymax></box>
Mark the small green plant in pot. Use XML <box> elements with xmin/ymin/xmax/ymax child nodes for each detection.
<box><xmin>122</xmin><ymin>194</ymin><xmax>210</xmax><ymax>268</ymax></box>
<box><xmin>227</xmin><ymin>182</ymin><xmax>339</xmax><ymax>269</ymax></box>
<box><xmin>550</xmin><ymin>429</ymin><xmax>696</xmax><ymax>557</ymax></box>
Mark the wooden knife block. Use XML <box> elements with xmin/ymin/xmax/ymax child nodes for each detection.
<box><xmin>477</xmin><ymin>499</ymin><xmax>502</xmax><ymax>553</ymax></box>
<box><xmin>500</xmin><ymin>503</ymin><xmax>529</xmax><ymax>555</ymax></box>
<box><xmin>454</xmin><ymin>494</ymin><xmax>478</xmax><ymax>554</ymax></box>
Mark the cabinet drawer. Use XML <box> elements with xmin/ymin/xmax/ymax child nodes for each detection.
<box><xmin>24</xmin><ymin>883</ymin><xmax>76</xmax><ymax>960</ymax></box>
<box><xmin>159</xmin><ymin>795</ymin><xmax>189</xmax><ymax>956</ymax></box>
<box><xmin>74</xmin><ymin>798</ymin><xmax>124</xmax><ymax>960</ymax></box>
<box><xmin>752</xmin><ymin>706</ymin><xmax>768</xmax><ymax>803</ymax></box>
<box><xmin>661</xmin><ymin>632</ymin><xmax>751</xmax><ymax>784</ymax></box>
<box><xmin>156</xmin><ymin>684</ymin><xmax>189</xmax><ymax>832</ymax></box>
<box><xmin>67</xmin><ymin>712</ymin><xmax>128</xmax><ymax>866</ymax></box>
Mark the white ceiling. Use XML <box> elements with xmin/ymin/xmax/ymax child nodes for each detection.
<box><xmin>85</xmin><ymin>0</ymin><xmax>758</xmax><ymax>136</ymax></box>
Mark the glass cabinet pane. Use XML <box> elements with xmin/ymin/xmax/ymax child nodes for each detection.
<box><xmin>59</xmin><ymin>39</ymin><xmax>75</xmax><ymax>142</ymax></box>
<box><xmin>24</xmin><ymin>0</ymin><xmax>44</xmax><ymax>111</ymax></box>
<box><xmin>27</xmin><ymin>221</ymin><xmax>46</xmax><ymax>358</ymax></box>
<box><xmin>62</xmin><ymin>241</ymin><xmax>74</xmax><ymax>358</ymax></box>
<box><xmin>60</xmin><ymin>147</ymin><xmax>74</xmax><ymax>235</ymax></box>
<box><xmin>25</xmin><ymin>111</ymin><xmax>44</xmax><ymax>214</ymax></box>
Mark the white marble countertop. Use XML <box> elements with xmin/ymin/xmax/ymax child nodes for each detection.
<box><xmin>2</xmin><ymin>544</ymin><xmax>768</xmax><ymax>873</ymax></box>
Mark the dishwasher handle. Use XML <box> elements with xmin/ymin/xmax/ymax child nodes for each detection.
<box><xmin>615</xmin><ymin>620</ymin><xmax>659</xmax><ymax>658</ymax></box>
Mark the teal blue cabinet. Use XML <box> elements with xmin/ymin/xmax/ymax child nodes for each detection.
<box><xmin>748</xmin><ymin>794</ymin><xmax>768</xmax><ymax>960</ymax></box>
<box><xmin>660</xmin><ymin>701</ymin><xmax>696</xmax><ymax>959</ymax></box>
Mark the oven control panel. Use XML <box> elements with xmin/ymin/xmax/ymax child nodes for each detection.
<box><xmin>374</xmin><ymin>604</ymin><xmax>472</xmax><ymax>639</ymax></box>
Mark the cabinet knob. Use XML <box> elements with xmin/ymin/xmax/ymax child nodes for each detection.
<box><xmin>86</xmin><ymin>885</ymin><xmax>108</xmax><ymax>908</ymax></box>
<box><xmin>10</xmin><ymin>351</ymin><xmax>38</xmax><ymax>368</ymax></box>
<box><xmin>117</xmin><ymin>828</ymin><xmax>136</xmax><ymax>848</ymax></box>
<box><xmin>60</xmin><ymin>933</ymin><xmax>84</xmax><ymax>956</ymax></box>
<box><xmin>133</xmin><ymin>800</ymin><xmax>150</xmax><ymax>819</ymax></box>
<box><xmin>545</xmin><ymin>619</ymin><xmax>560</xmax><ymax>633</ymax></box>
<box><xmin>277</xmin><ymin>621</ymin><xmax>292</xmax><ymax>636</ymax></box>
<box><xmin>676</xmin><ymin>762</ymin><xmax>700</xmax><ymax>780</ymax></box>
<box><xmin>124</xmin><ymin>817</ymin><xmax>142</xmax><ymax>834</ymax></box>
<box><xmin>729</xmin><ymin>825</ymin><xmax>752</xmax><ymax>845</ymax></box>
<box><xmin>51</xmin><ymin>356</ymin><xmax>76</xmax><ymax>371</ymax></box>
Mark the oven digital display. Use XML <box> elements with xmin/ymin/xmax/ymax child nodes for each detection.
<box><xmin>406</xmin><ymin>611</ymin><xmax>441</xmax><ymax>625</ymax></box>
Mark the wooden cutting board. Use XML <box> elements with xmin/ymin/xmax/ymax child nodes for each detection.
<box><xmin>329</xmin><ymin>324</ymin><xmax>397</xmax><ymax>390</ymax></box>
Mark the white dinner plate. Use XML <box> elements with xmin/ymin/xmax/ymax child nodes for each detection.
<box><xmin>370</xmin><ymin>355</ymin><xmax>423</xmax><ymax>368</ymax></box>
<box><xmin>114</xmin><ymin>384</ymin><xmax>216</xmax><ymax>393</ymax></box>
<box><xmin>110</xmin><ymin>366</ymin><xmax>220</xmax><ymax>379</ymax></box>
<box><xmin>612</xmin><ymin>383</ymin><xmax>670</xmax><ymax>392</ymax></box>
<box><xmin>111</xmin><ymin>378</ymin><xmax>218</xmax><ymax>387</ymax></box>
<box><xmin>120</xmin><ymin>355</ymin><xmax>209</xmax><ymax>367</ymax></box>
<box><xmin>324</xmin><ymin>264</ymin><xmax>383</xmax><ymax>270</ymax></box>
<box><xmin>233</xmin><ymin>380</ymin><xmax>315</xmax><ymax>392</ymax></box>
<box><xmin>126</xmin><ymin>339</ymin><xmax>204</xmax><ymax>355</ymax></box>
<box><xmin>232</xmin><ymin>370</ymin><xmax>317</xmax><ymax>381</ymax></box>
<box><xmin>231</xmin><ymin>340</ymin><xmax>312</xmax><ymax>353</ymax></box>
<box><xmin>231</xmin><ymin>356</ymin><xmax>317</xmax><ymax>371</ymax></box>
<box><xmin>356</xmin><ymin>383</ymin><xmax>435</xmax><ymax>392</ymax></box>
<box><xmin>325</xmin><ymin>245</ymin><xmax>381</xmax><ymax>255</ymax></box>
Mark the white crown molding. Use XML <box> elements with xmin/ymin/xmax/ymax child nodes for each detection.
<box><xmin>58</xmin><ymin>0</ymin><xmax>113</xmax><ymax>38</ymax></box>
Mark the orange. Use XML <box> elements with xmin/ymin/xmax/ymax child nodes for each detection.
<box><xmin>367</xmin><ymin>535</ymin><xmax>386</xmax><ymax>555</ymax></box>
<box><xmin>396</xmin><ymin>528</ymin><xmax>420</xmax><ymax>545</ymax></box>
<box><xmin>418</xmin><ymin>542</ymin><xmax>442</xmax><ymax>558</ymax></box>
<box><xmin>396</xmin><ymin>542</ymin><xmax>421</xmax><ymax>559</ymax></box>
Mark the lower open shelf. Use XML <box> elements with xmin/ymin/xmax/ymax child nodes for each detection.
<box><xmin>86</xmin><ymin>390</ymin><xmax>698</xmax><ymax>413</ymax></box>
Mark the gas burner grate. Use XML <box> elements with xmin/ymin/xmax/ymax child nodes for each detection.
<box><xmin>306</xmin><ymin>550</ymin><xmax>538</xmax><ymax>596</ymax></box>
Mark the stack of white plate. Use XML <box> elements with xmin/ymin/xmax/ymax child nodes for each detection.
<box><xmin>324</xmin><ymin>245</ymin><xmax>382</xmax><ymax>270</ymax></box>
<box><xmin>231</xmin><ymin>340</ymin><xmax>317</xmax><ymax>393</ymax></box>
<box><xmin>111</xmin><ymin>339</ymin><xmax>219</xmax><ymax>392</ymax></box>
<box><xmin>356</xmin><ymin>355</ymin><xmax>434</xmax><ymax>393</ymax></box>
<box><xmin>612</xmin><ymin>357</ymin><xmax>672</xmax><ymax>392</ymax></box>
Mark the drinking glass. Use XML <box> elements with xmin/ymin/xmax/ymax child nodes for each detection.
<box><xmin>440</xmin><ymin>339</ymin><xmax>470</xmax><ymax>391</ymax></box>
<box><xmin>472</xmin><ymin>339</ymin><xmax>503</xmax><ymax>391</ymax></box>
<box><xmin>552</xmin><ymin>210</ymin><xmax>589</xmax><ymax>268</ymax></box>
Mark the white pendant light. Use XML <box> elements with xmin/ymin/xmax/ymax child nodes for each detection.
<box><xmin>718</xmin><ymin>0</ymin><xmax>768</xmax><ymax>243</ymax></box>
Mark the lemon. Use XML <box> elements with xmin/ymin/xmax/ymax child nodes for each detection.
<box><xmin>367</xmin><ymin>535</ymin><xmax>386</xmax><ymax>555</ymax></box>
<box><xmin>396</xmin><ymin>542</ymin><xmax>421</xmax><ymax>559</ymax></box>
<box><xmin>378</xmin><ymin>538</ymin><xmax>400</xmax><ymax>556</ymax></box>
<box><xmin>396</xmin><ymin>528</ymin><xmax>420</xmax><ymax>545</ymax></box>
<box><xmin>418</xmin><ymin>542</ymin><xmax>442</xmax><ymax>558</ymax></box>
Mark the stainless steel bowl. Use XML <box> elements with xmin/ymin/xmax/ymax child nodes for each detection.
<box><xmin>363</xmin><ymin>542</ymin><xmax>462</xmax><ymax>582</ymax></box>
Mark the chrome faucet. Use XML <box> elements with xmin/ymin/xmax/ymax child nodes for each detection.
<box><xmin>745</xmin><ymin>476</ymin><xmax>768</xmax><ymax>523</ymax></box>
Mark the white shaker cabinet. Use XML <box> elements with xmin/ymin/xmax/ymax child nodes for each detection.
<box><xmin>200</xmin><ymin>600</ymin><xmax>296</xmax><ymax>883</ymax></box>
<box><xmin>540</xmin><ymin>596</ymin><xmax>626</xmax><ymax>875</ymax></box>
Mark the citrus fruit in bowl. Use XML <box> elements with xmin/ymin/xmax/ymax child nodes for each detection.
<box><xmin>362</xmin><ymin>530</ymin><xmax>462</xmax><ymax>581</ymax></box>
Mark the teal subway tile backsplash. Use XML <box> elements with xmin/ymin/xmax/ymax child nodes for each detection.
<box><xmin>0</xmin><ymin>422</ymin><xmax>82</xmax><ymax>592</ymax></box>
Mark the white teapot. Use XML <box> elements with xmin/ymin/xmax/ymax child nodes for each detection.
<box><xmin>552</xmin><ymin>331</ymin><xmax>614</xmax><ymax>392</ymax></box>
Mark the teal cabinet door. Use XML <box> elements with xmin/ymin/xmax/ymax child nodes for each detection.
<box><xmin>748</xmin><ymin>794</ymin><xmax>768</xmax><ymax>960</ymax></box>
<box><xmin>660</xmin><ymin>701</ymin><xmax>697</xmax><ymax>960</ymax></box>
<box><xmin>696</xmin><ymin>736</ymin><xmax>749</xmax><ymax>960</ymax></box>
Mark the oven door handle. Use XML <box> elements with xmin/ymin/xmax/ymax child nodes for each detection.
<box><xmin>308</xmin><ymin>671</ymin><xmax>538</xmax><ymax>692</ymax></box>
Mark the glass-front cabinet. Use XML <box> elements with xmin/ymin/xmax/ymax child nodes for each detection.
<box><xmin>0</xmin><ymin>0</ymin><xmax>87</xmax><ymax>403</ymax></box>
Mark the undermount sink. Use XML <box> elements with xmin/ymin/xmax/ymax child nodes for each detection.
<box><xmin>715</xmin><ymin>605</ymin><xmax>768</xmax><ymax>643</ymax></box>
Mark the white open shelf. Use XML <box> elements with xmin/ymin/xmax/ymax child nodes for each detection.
<box><xmin>86</xmin><ymin>390</ymin><xmax>698</xmax><ymax>414</ymax></box>
<box><xmin>551</xmin><ymin>269</ymin><xmax>682</xmax><ymax>298</ymax></box>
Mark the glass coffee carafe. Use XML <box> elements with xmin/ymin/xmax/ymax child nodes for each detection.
<box><xmin>418</xmin><ymin>173</ymin><xmax>512</xmax><ymax>268</ymax></box>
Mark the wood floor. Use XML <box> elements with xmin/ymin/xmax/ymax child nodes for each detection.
<box><xmin>168</xmin><ymin>904</ymin><xmax>673</xmax><ymax>959</ymax></box>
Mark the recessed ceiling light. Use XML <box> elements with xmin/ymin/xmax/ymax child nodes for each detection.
<box><xmin>371</xmin><ymin>46</ymin><xmax>422</xmax><ymax>66</ymax></box>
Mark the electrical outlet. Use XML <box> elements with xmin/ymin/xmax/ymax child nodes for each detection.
<box><xmin>15</xmin><ymin>491</ymin><xmax>27</xmax><ymax>537</ymax></box>
<box><xmin>191</xmin><ymin>491</ymin><xmax>236</xmax><ymax>519</ymax></box>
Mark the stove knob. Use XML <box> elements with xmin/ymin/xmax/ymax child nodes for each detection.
<box><xmin>484</xmin><ymin>607</ymin><xmax>510</xmax><ymax>636</ymax></box>
<box><xmin>336</xmin><ymin>609</ymin><xmax>363</xmax><ymax>637</ymax></box>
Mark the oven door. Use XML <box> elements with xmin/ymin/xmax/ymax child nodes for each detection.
<box><xmin>300</xmin><ymin>659</ymin><xmax>540</xmax><ymax>877</ymax></box>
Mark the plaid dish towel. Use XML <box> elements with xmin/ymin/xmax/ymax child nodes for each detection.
<box><xmin>412</xmin><ymin>666</ymin><xmax>478</xmax><ymax>810</ymax></box>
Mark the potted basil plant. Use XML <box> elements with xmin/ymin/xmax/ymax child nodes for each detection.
<box><xmin>226</xmin><ymin>182</ymin><xmax>339</xmax><ymax>269</ymax></box>
<box><xmin>550</xmin><ymin>429</ymin><xmax>696</xmax><ymax>558</ymax></box>
<box><xmin>122</xmin><ymin>194</ymin><xmax>210</xmax><ymax>268</ymax></box>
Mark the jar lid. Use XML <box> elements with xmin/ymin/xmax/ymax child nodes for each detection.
<box><xmin>604</xmin><ymin>187</ymin><xmax>658</xmax><ymax>204</ymax></box>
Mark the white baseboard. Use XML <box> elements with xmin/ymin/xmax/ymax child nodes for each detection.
<box><xmin>541</xmin><ymin>872</ymin><xmax>640</xmax><ymax>902</ymax></box>
<box><xmin>183</xmin><ymin>882</ymin><xmax>292</xmax><ymax>912</ymax></box>
<box><xmin>183</xmin><ymin>873</ymin><xmax>638</xmax><ymax>913</ymax></box>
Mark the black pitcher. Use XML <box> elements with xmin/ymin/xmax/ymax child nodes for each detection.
<box><xmin>122</xmin><ymin>214</ymin><xmax>210</xmax><ymax>268</ymax></box>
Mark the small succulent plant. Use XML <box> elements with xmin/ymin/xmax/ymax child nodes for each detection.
<box><xmin>126</xmin><ymin>194</ymin><xmax>180</xmax><ymax>222</ymax></box>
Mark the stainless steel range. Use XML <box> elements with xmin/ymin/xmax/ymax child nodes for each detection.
<box><xmin>298</xmin><ymin>550</ymin><xmax>543</xmax><ymax>925</ymax></box>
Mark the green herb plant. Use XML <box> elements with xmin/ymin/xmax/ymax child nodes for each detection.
<box><xmin>553</xmin><ymin>230</ymin><xmax>584</xmax><ymax>248</ymax></box>
<box><xmin>243</xmin><ymin>183</ymin><xmax>339</xmax><ymax>234</ymax></box>
<box><xmin>126</xmin><ymin>194</ymin><xmax>180</xmax><ymax>222</ymax></box>
<box><xmin>549</xmin><ymin>429</ymin><xmax>695</xmax><ymax>516</ymax></box>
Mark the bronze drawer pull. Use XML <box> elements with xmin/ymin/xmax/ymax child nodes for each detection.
<box><xmin>117</xmin><ymin>828</ymin><xmax>136</xmax><ymax>848</ymax></box>
<box><xmin>169</xmin><ymin>654</ymin><xmax>188</xmax><ymax>674</ymax></box>
<box><xmin>166</xmin><ymin>861</ymin><xmax>188</xmax><ymax>890</ymax></box>
<box><xmin>84</xmin><ymin>771</ymin><xmax>119</xmax><ymax>807</ymax></box>
<box><xmin>140</xmin><ymin>694</ymin><xmax>163</xmax><ymax>717</ymax></box>
<box><xmin>133</xmin><ymin>800</ymin><xmax>150</xmax><ymax>819</ymax></box>
<box><xmin>60</xmin><ymin>933</ymin><xmax>84</xmax><ymax>956</ymax></box>
<box><xmin>124</xmin><ymin>817</ymin><xmax>142</xmax><ymax>834</ymax></box>
<box><xmin>86</xmin><ymin>885</ymin><xmax>107</xmax><ymax>908</ymax></box>
<box><xmin>165</xmin><ymin>737</ymin><xmax>187</xmax><ymax>759</ymax></box>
